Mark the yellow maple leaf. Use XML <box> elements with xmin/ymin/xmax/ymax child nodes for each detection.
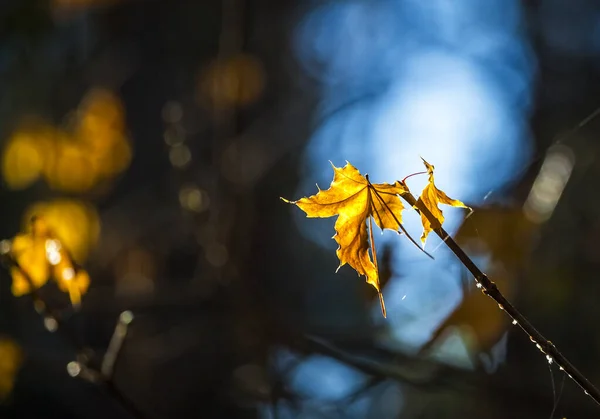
<box><xmin>10</xmin><ymin>222</ymin><xmax>51</xmax><ymax>296</ymax></box>
<box><xmin>417</xmin><ymin>158</ymin><xmax>471</xmax><ymax>246</ymax></box>
<box><xmin>282</xmin><ymin>162</ymin><xmax>409</xmax><ymax>317</ymax></box>
<box><xmin>9</xmin><ymin>216</ymin><xmax>90</xmax><ymax>307</ymax></box>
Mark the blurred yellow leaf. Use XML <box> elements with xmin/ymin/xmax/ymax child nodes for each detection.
<box><xmin>51</xmin><ymin>252</ymin><xmax>91</xmax><ymax>307</ymax></box>
<box><xmin>422</xmin><ymin>207</ymin><xmax>537</xmax><ymax>357</ymax></box>
<box><xmin>423</xmin><ymin>265</ymin><xmax>511</xmax><ymax>357</ymax></box>
<box><xmin>45</xmin><ymin>139</ymin><xmax>96</xmax><ymax>192</ymax></box>
<box><xmin>2</xmin><ymin>88</ymin><xmax>132</xmax><ymax>193</ymax></box>
<box><xmin>417</xmin><ymin>158</ymin><xmax>471</xmax><ymax>246</ymax></box>
<box><xmin>23</xmin><ymin>199</ymin><xmax>100</xmax><ymax>262</ymax></box>
<box><xmin>0</xmin><ymin>337</ymin><xmax>23</xmax><ymax>400</ymax></box>
<box><xmin>10</xmin><ymin>233</ymin><xmax>49</xmax><ymax>296</ymax></box>
<box><xmin>455</xmin><ymin>207</ymin><xmax>537</xmax><ymax>269</ymax></box>
<box><xmin>1</xmin><ymin>125</ymin><xmax>55</xmax><ymax>190</ymax></box>
<box><xmin>199</xmin><ymin>54</ymin><xmax>265</xmax><ymax>109</ymax></box>
<box><xmin>282</xmin><ymin>162</ymin><xmax>409</xmax><ymax>317</ymax></box>
<box><xmin>9</xmin><ymin>205</ymin><xmax>98</xmax><ymax>306</ymax></box>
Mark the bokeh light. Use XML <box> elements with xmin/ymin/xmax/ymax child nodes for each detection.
<box><xmin>2</xmin><ymin>122</ymin><xmax>55</xmax><ymax>190</ymax></box>
<box><xmin>1</xmin><ymin>88</ymin><xmax>132</xmax><ymax>193</ymax></box>
<box><xmin>179</xmin><ymin>184</ymin><xmax>210</xmax><ymax>213</ymax></box>
<box><xmin>114</xmin><ymin>247</ymin><xmax>156</xmax><ymax>296</ymax></box>
<box><xmin>523</xmin><ymin>144</ymin><xmax>575</xmax><ymax>223</ymax></box>
<box><xmin>198</xmin><ymin>54</ymin><xmax>265</xmax><ymax>109</ymax></box>
<box><xmin>169</xmin><ymin>144</ymin><xmax>192</xmax><ymax>168</ymax></box>
<box><xmin>287</xmin><ymin>0</ymin><xmax>536</xmax><ymax>394</ymax></box>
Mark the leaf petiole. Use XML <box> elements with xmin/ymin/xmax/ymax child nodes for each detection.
<box><xmin>401</xmin><ymin>171</ymin><xmax>428</xmax><ymax>183</ymax></box>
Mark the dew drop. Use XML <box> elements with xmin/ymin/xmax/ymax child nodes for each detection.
<box><xmin>512</xmin><ymin>319</ymin><xmax>518</xmax><ymax>325</ymax></box>
<box><xmin>67</xmin><ymin>361</ymin><xmax>81</xmax><ymax>377</ymax></box>
<box><xmin>0</xmin><ymin>240</ymin><xmax>11</xmax><ymax>254</ymax></box>
<box><xmin>498</xmin><ymin>304</ymin><xmax>504</xmax><ymax>310</ymax></box>
<box><xmin>120</xmin><ymin>310</ymin><xmax>134</xmax><ymax>325</ymax></box>
<box><xmin>476</xmin><ymin>282</ymin><xmax>483</xmax><ymax>289</ymax></box>
<box><xmin>62</xmin><ymin>267</ymin><xmax>74</xmax><ymax>280</ymax></box>
<box><xmin>44</xmin><ymin>317</ymin><xmax>58</xmax><ymax>332</ymax></box>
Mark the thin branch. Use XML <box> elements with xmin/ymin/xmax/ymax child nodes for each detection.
<box><xmin>0</xmin><ymin>252</ymin><xmax>148</xmax><ymax>419</ymax></box>
<box><xmin>399</xmin><ymin>187</ymin><xmax>600</xmax><ymax>407</ymax></box>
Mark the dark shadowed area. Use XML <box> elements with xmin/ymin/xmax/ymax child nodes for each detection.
<box><xmin>0</xmin><ymin>0</ymin><xmax>599</xmax><ymax>418</ymax></box>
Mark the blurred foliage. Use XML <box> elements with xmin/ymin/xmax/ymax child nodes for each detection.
<box><xmin>198</xmin><ymin>53</ymin><xmax>265</xmax><ymax>109</ymax></box>
<box><xmin>9</xmin><ymin>208</ymin><xmax>95</xmax><ymax>305</ymax></box>
<box><xmin>0</xmin><ymin>337</ymin><xmax>23</xmax><ymax>401</ymax></box>
<box><xmin>22</xmin><ymin>199</ymin><xmax>100</xmax><ymax>262</ymax></box>
<box><xmin>0</xmin><ymin>0</ymin><xmax>599</xmax><ymax>418</ymax></box>
<box><xmin>1</xmin><ymin>88</ymin><xmax>131</xmax><ymax>193</ymax></box>
<box><xmin>422</xmin><ymin>207</ymin><xmax>539</xmax><ymax>362</ymax></box>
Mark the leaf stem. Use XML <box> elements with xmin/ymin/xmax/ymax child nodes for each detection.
<box><xmin>399</xmin><ymin>187</ymin><xmax>600</xmax><ymax>407</ymax></box>
<box><xmin>401</xmin><ymin>171</ymin><xmax>428</xmax><ymax>183</ymax></box>
<box><xmin>367</xmin><ymin>215</ymin><xmax>386</xmax><ymax>318</ymax></box>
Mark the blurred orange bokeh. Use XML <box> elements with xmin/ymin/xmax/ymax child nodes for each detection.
<box><xmin>1</xmin><ymin>88</ymin><xmax>132</xmax><ymax>193</ymax></box>
<box><xmin>0</xmin><ymin>337</ymin><xmax>22</xmax><ymax>400</ymax></box>
<box><xmin>198</xmin><ymin>54</ymin><xmax>265</xmax><ymax>109</ymax></box>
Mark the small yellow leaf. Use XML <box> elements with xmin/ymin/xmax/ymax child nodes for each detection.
<box><xmin>282</xmin><ymin>162</ymin><xmax>408</xmax><ymax>317</ymax></box>
<box><xmin>10</xmin><ymin>233</ymin><xmax>50</xmax><ymax>296</ymax></box>
<box><xmin>9</xmin><ymin>216</ymin><xmax>91</xmax><ymax>306</ymax></box>
<box><xmin>417</xmin><ymin>158</ymin><xmax>471</xmax><ymax>246</ymax></box>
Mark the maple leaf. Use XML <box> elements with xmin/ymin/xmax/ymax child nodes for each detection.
<box><xmin>417</xmin><ymin>158</ymin><xmax>471</xmax><ymax>246</ymax></box>
<box><xmin>282</xmin><ymin>162</ymin><xmax>410</xmax><ymax>317</ymax></box>
<box><xmin>9</xmin><ymin>216</ymin><xmax>90</xmax><ymax>307</ymax></box>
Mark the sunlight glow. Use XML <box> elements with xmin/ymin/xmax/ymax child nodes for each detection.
<box><xmin>291</xmin><ymin>0</ymin><xmax>535</xmax><ymax>376</ymax></box>
<box><xmin>523</xmin><ymin>145</ymin><xmax>574</xmax><ymax>224</ymax></box>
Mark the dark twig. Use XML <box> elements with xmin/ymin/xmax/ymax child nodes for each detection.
<box><xmin>399</xmin><ymin>187</ymin><xmax>600</xmax><ymax>407</ymax></box>
<box><xmin>0</xmin><ymin>249</ymin><xmax>148</xmax><ymax>419</ymax></box>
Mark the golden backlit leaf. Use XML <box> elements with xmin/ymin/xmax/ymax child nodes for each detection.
<box><xmin>417</xmin><ymin>158</ymin><xmax>471</xmax><ymax>246</ymax></box>
<box><xmin>10</xmin><ymin>233</ymin><xmax>49</xmax><ymax>296</ymax></box>
<box><xmin>282</xmin><ymin>162</ymin><xmax>408</xmax><ymax>317</ymax></box>
<box><xmin>23</xmin><ymin>199</ymin><xmax>100</xmax><ymax>262</ymax></box>
<box><xmin>53</xmin><ymin>260</ymin><xmax>90</xmax><ymax>307</ymax></box>
<box><xmin>9</xmin><ymin>213</ymin><xmax>95</xmax><ymax>306</ymax></box>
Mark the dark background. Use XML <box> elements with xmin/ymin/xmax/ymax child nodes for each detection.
<box><xmin>0</xmin><ymin>0</ymin><xmax>599</xmax><ymax>418</ymax></box>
